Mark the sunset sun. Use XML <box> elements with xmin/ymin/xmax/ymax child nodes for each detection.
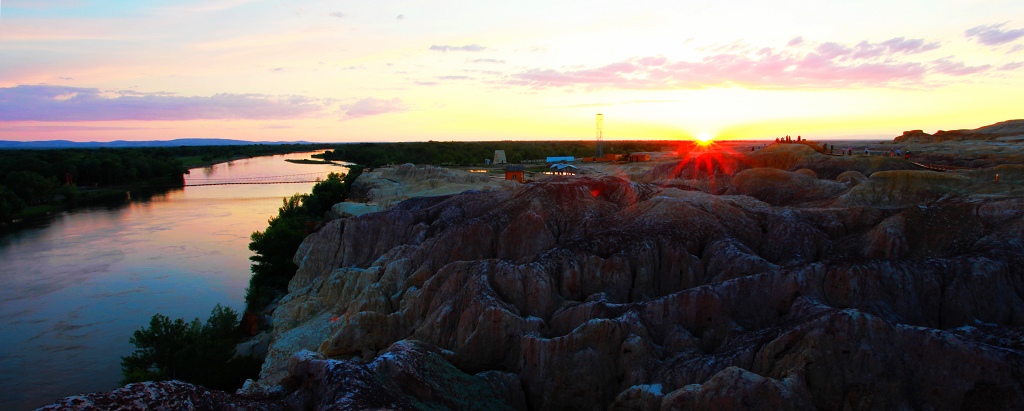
<box><xmin>696</xmin><ymin>132</ymin><xmax>715</xmax><ymax>146</ymax></box>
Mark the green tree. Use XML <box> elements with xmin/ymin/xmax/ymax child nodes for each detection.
<box><xmin>245</xmin><ymin>194</ymin><xmax>308</xmax><ymax>310</ymax></box>
<box><xmin>3</xmin><ymin>170</ymin><xmax>56</xmax><ymax>205</ymax></box>
<box><xmin>303</xmin><ymin>172</ymin><xmax>346</xmax><ymax>216</ymax></box>
<box><xmin>121</xmin><ymin>305</ymin><xmax>260</xmax><ymax>390</ymax></box>
<box><xmin>0</xmin><ymin>184</ymin><xmax>26</xmax><ymax>222</ymax></box>
<box><xmin>243</xmin><ymin>168</ymin><xmax>362</xmax><ymax>313</ymax></box>
<box><xmin>57</xmin><ymin>184</ymin><xmax>80</xmax><ymax>207</ymax></box>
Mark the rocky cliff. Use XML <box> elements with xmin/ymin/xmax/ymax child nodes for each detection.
<box><xmin>250</xmin><ymin>168</ymin><xmax>1024</xmax><ymax>410</ymax></box>
<box><xmin>41</xmin><ymin>147</ymin><xmax>1024</xmax><ymax>410</ymax></box>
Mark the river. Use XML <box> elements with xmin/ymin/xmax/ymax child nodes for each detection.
<box><xmin>0</xmin><ymin>152</ymin><xmax>348</xmax><ymax>410</ymax></box>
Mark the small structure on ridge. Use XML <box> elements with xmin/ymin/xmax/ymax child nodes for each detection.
<box><xmin>582</xmin><ymin>153</ymin><xmax>622</xmax><ymax>162</ymax></box>
<box><xmin>550</xmin><ymin>163</ymin><xmax>578</xmax><ymax>175</ymax></box>
<box><xmin>627</xmin><ymin>153</ymin><xmax>651</xmax><ymax>162</ymax></box>
<box><xmin>504</xmin><ymin>165</ymin><xmax>525</xmax><ymax>183</ymax></box>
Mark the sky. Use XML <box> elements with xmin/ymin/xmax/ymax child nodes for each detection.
<box><xmin>0</xmin><ymin>0</ymin><xmax>1022</xmax><ymax>142</ymax></box>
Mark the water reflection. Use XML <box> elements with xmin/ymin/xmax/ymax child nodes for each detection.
<box><xmin>0</xmin><ymin>152</ymin><xmax>347</xmax><ymax>410</ymax></box>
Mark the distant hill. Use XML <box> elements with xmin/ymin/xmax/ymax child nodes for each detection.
<box><xmin>0</xmin><ymin>138</ymin><xmax>316</xmax><ymax>149</ymax></box>
<box><xmin>975</xmin><ymin>119</ymin><xmax>1024</xmax><ymax>134</ymax></box>
<box><xmin>895</xmin><ymin>119</ymin><xmax>1024</xmax><ymax>143</ymax></box>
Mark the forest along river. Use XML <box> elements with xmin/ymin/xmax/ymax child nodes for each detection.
<box><xmin>0</xmin><ymin>152</ymin><xmax>348</xmax><ymax>410</ymax></box>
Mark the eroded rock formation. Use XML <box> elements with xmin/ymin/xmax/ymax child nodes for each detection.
<box><xmin>250</xmin><ymin>172</ymin><xmax>1024</xmax><ymax>410</ymax></box>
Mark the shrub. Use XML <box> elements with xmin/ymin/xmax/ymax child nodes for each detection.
<box><xmin>120</xmin><ymin>305</ymin><xmax>261</xmax><ymax>390</ymax></box>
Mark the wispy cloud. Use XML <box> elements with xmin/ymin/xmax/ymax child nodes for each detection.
<box><xmin>965</xmin><ymin>23</ymin><xmax>1024</xmax><ymax>46</ymax></box>
<box><xmin>437</xmin><ymin>75</ymin><xmax>472</xmax><ymax>80</ymax></box>
<box><xmin>0</xmin><ymin>85</ymin><xmax>329</xmax><ymax>121</ymax></box>
<box><xmin>876</xmin><ymin>37</ymin><xmax>942</xmax><ymax>54</ymax></box>
<box><xmin>562</xmin><ymin>99</ymin><xmax>677</xmax><ymax>108</ymax></box>
<box><xmin>931</xmin><ymin>59</ymin><xmax>992</xmax><ymax>76</ymax></box>
<box><xmin>3</xmin><ymin>0</ymin><xmax>86</xmax><ymax>9</ymax></box>
<box><xmin>507</xmin><ymin>37</ymin><xmax>967</xmax><ymax>90</ymax></box>
<box><xmin>0</xmin><ymin>125</ymin><xmax>159</xmax><ymax>132</ymax></box>
<box><xmin>999</xmin><ymin>61</ymin><xmax>1024</xmax><ymax>71</ymax></box>
<box><xmin>159</xmin><ymin>0</ymin><xmax>264</xmax><ymax>14</ymax></box>
<box><xmin>329</xmin><ymin>11</ymin><xmax>344</xmax><ymax>18</ymax></box>
<box><xmin>429</xmin><ymin>44</ymin><xmax>486</xmax><ymax>52</ymax></box>
<box><xmin>470</xmin><ymin>58</ymin><xmax>506</xmax><ymax>64</ymax></box>
<box><xmin>340</xmin><ymin>97</ymin><xmax>407</xmax><ymax>119</ymax></box>
<box><xmin>812</xmin><ymin>37</ymin><xmax>940</xmax><ymax>60</ymax></box>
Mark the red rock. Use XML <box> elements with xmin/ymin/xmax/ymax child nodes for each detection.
<box><xmin>727</xmin><ymin>168</ymin><xmax>845</xmax><ymax>205</ymax></box>
<box><xmin>661</xmin><ymin>366</ymin><xmax>813</xmax><ymax>411</ymax></box>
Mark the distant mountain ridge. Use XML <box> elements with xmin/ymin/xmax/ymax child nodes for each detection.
<box><xmin>895</xmin><ymin>119</ymin><xmax>1024</xmax><ymax>143</ymax></box>
<box><xmin>974</xmin><ymin>119</ymin><xmax>1024</xmax><ymax>134</ymax></box>
<box><xmin>0</xmin><ymin>138</ymin><xmax>317</xmax><ymax>149</ymax></box>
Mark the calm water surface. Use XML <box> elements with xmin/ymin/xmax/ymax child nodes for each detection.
<box><xmin>0</xmin><ymin>152</ymin><xmax>347</xmax><ymax>410</ymax></box>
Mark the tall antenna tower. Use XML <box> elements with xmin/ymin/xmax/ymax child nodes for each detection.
<box><xmin>595</xmin><ymin>113</ymin><xmax>604</xmax><ymax>158</ymax></box>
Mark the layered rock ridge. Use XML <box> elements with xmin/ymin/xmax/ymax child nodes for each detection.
<box><xmin>255</xmin><ymin>175</ymin><xmax>1024</xmax><ymax>410</ymax></box>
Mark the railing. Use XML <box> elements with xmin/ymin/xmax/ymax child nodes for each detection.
<box><xmin>183</xmin><ymin>171</ymin><xmax>335</xmax><ymax>186</ymax></box>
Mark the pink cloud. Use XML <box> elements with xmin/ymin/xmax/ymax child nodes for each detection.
<box><xmin>0</xmin><ymin>85</ymin><xmax>328</xmax><ymax>121</ymax></box>
<box><xmin>814</xmin><ymin>42</ymin><xmax>853</xmax><ymax>59</ymax></box>
<box><xmin>340</xmin><ymin>97</ymin><xmax>407</xmax><ymax>119</ymax></box>
<box><xmin>507</xmin><ymin>37</ymin><xmax>965</xmax><ymax>90</ymax></box>
<box><xmin>0</xmin><ymin>125</ymin><xmax>157</xmax><ymax>132</ymax></box>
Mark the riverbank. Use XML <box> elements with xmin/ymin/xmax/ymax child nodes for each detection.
<box><xmin>0</xmin><ymin>152</ymin><xmax>350</xmax><ymax>411</ymax></box>
<box><xmin>0</xmin><ymin>147</ymin><xmax>339</xmax><ymax>234</ymax></box>
<box><xmin>0</xmin><ymin>184</ymin><xmax>183</xmax><ymax>234</ymax></box>
<box><xmin>174</xmin><ymin>144</ymin><xmax>335</xmax><ymax>168</ymax></box>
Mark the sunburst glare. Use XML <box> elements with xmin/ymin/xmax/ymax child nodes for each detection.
<box><xmin>696</xmin><ymin>133</ymin><xmax>715</xmax><ymax>146</ymax></box>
